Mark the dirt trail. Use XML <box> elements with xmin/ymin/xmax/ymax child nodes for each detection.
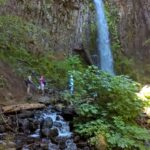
<box><xmin>0</xmin><ymin>61</ymin><xmax>26</xmax><ymax>105</ymax></box>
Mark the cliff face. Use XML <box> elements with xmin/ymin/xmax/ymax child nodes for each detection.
<box><xmin>0</xmin><ymin>0</ymin><xmax>149</xmax><ymax>81</ymax></box>
<box><xmin>115</xmin><ymin>0</ymin><xmax>150</xmax><ymax>61</ymax></box>
<box><xmin>109</xmin><ymin>0</ymin><xmax>150</xmax><ymax>81</ymax></box>
<box><xmin>0</xmin><ymin>0</ymin><xmax>92</xmax><ymax>53</ymax></box>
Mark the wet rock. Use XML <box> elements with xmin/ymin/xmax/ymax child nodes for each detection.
<box><xmin>41</xmin><ymin>128</ymin><xmax>51</xmax><ymax>137</ymax></box>
<box><xmin>65</xmin><ymin>139</ymin><xmax>77</xmax><ymax>150</ymax></box>
<box><xmin>56</xmin><ymin>115</ymin><xmax>63</xmax><ymax>121</ymax></box>
<box><xmin>0</xmin><ymin>125</ymin><xmax>5</xmax><ymax>133</ymax></box>
<box><xmin>53</xmin><ymin>121</ymin><xmax>62</xmax><ymax>128</ymax></box>
<box><xmin>62</xmin><ymin>105</ymin><xmax>76</xmax><ymax>121</ymax></box>
<box><xmin>32</xmin><ymin>143</ymin><xmax>41</xmax><ymax>150</ymax></box>
<box><xmin>29</xmin><ymin>119</ymin><xmax>39</xmax><ymax>132</ymax></box>
<box><xmin>59</xmin><ymin>142</ymin><xmax>66</xmax><ymax>149</ymax></box>
<box><xmin>48</xmin><ymin>142</ymin><xmax>59</xmax><ymax>150</ymax></box>
<box><xmin>49</xmin><ymin>128</ymin><xmax>59</xmax><ymax>138</ymax></box>
<box><xmin>40</xmin><ymin>142</ymin><xmax>49</xmax><ymax>149</ymax></box>
<box><xmin>22</xmin><ymin>145</ymin><xmax>30</xmax><ymax>150</ymax></box>
<box><xmin>40</xmin><ymin>117</ymin><xmax>53</xmax><ymax>129</ymax></box>
<box><xmin>57</xmin><ymin>138</ymin><xmax>67</xmax><ymax>149</ymax></box>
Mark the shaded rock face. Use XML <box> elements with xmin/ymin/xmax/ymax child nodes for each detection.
<box><xmin>108</xmin><ymin>0</ymin><xmax>150</xmax><ymax>79</ymax></box>
<box><xmin>0</xmin><ymin>0</ymin><xmax>92</xmax><ymax>53</ymax></box>
<box><xmin>116</xmin><ymin>0</ymin><xmax>150</xmax><ymax>59</ymax></box>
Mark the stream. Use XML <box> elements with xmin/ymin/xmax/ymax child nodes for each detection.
<box><xmin>0</xmin><ymin>105</ymin><xmax>91</xmax><ymax>150</ymax></box>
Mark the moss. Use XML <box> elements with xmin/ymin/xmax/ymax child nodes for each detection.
<box><xmin>0</xmin><ymin>0</ymin><xmax>6</xmax><ymax>5</ymax></box>
<box><xmin>0</xmin><ymin>15</ymin><xmax>50</xmax><ymax>53</ymax></box>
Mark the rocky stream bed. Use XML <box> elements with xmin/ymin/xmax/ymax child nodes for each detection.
<box><xmin>0</xmin><ymin>104</ymin><xmax>92</xmax><ymax>150</ymax></box>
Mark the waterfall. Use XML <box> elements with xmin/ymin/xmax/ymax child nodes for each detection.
<box><xmin>94</xmin><ymin>0</ymin><xmax>115</xmax><ymax>75</ymax></box>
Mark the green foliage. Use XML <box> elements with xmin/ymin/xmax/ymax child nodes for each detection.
<box><xmin>70</xmin><ymin>66</ymin><xmax>149</xmax><ymax>149</ymax></box>
<box><xmin>75</xmin><ymin>119</ymin><xmax>109</xmax><ymax>137</ymax></box>
<box><xmin>71</xmin><ymin>66</ymin><xmax>142</xmax><ymax>120</ymax></box>
<box><xmin>0</xmin><ymin>15</ymin><xmax>50</xmax><ymax>53</ymax></box>
<box><xmin>75</xmin><ymin>116</ymin><xmax>150</xmax><ymax>150</ymax></box>
<box><xmin>0</xmin><ymin>0</ymin><xmax>6</xmax><ymax>5</ymax></box>
<box><xmin>104</xmin><ymin>1</ymin><xmax>120</xmax><ymax>47</ymax></box>
<box><xmin>76</xmin><ymin>103</ymin><xmax>100</xmax><ymax>119</ymax></box>
<box><xmin>143</xmin><ymin>38</ymin><xmax>150</xmax><ymax>46</ymax></box>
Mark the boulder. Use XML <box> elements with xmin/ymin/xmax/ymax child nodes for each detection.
<box><xmin>40</xmin><ymin>117</ymin><xmax>53</xmax><ymax>129</ymax></box>
<box><xmin>28</xmin><ymin>118</ymin><xmax>39</xmax><ymax>132</ymax></box>
<box><xmin>49</xmin><ymin>128</ymin><xmax>59</xmax><ymax>138</ymax></box>
<box><xmin>62</xmin><ymin>105</ymin><xmax>76</xmax><ymax>121</ymax></box>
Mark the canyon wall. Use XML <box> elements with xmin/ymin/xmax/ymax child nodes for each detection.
<box><xmin>108</xmin><ymin>0</ymin><xmax>150</xmax><ymax>81</ymax></box>
<box><xmin>0</xmin><ymin>0</ymin><xmax>94</xmax><ymax>54</ymax></box>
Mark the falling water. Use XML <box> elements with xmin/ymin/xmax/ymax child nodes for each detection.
<box><xmin>94</xmin><ymin>0</ymin><xmax>115</xmax><ymax>75</ymax></box>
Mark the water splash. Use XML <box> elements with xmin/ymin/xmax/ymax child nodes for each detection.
<box><xmin>94</xmin><ymin>0</ymin><xmax>115</xmax><ymax>75</ymax></box>
<box><xmin>31</xmin><ymin>108</ymin><xmax>72</xmax><ymax>138</ymax></box>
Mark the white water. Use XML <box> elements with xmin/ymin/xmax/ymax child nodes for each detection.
<box><xmin>94</xmin><ymin>0</ymin><xmax>115</xmax><ymax>75</ymax></box>
<box><xmin>30</xmin><ymin>109</ymin><xmax>72</xmax><ymax>139</ymax></box>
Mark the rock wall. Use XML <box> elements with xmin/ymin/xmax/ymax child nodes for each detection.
<box><xmin>115</xmin><ymin>0</ymin><xmax>150</xmax><ymax>61</ymax></box>
<box><xmin>0</xmin><ymin>0</ymin><xmax>149</xmax><ymax>81</ymax></box>
<box><xmin>108</xmin><ymin>0</ymin><xmax>150</xmax><ymax>81</ymax></box>
<box><xmin>0</xmin><ymin>0</ymin><xmax>93</xmax><ymax>53</ymax></box>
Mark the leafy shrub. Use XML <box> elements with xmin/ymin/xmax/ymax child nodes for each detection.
<box><xmin>70</xmin><ymin>66</ymin><xmax>149</xmax><ymax>149</ymax></box>
<box><xmin>75</xmin><ymin>115</ymin><xmax>150</xmax><ymax>149</ymax></box>
<box><xmin>71</xmin><ymin>66</ymin><xmax>142</xmax><ymax>121</ymax></box>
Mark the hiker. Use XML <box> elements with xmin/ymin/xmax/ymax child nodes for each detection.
<box><xmin>25</xmin><ymin>75</ymin><xmax>33</xmax><ymax>95</ymax></box>
<box><xmin>69</xmin><ymin>75</ymin><xmax>74</xmax><ymax>95</ymax></box>
<box><xmin>39</xmin><ymin>75</ymin><xmax>46</xmax><ymax>95</ymax></box>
